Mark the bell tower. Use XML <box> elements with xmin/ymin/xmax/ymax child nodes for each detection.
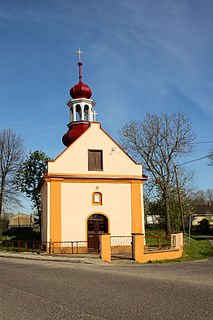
<box><xmin>62</xmin><ymin>49</ymin><xmax>96</xmax><ymax>147</ymax></box>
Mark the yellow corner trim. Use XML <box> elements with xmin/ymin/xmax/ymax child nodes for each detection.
<box><xmin>50</xmin><ymin>179</ymin><xmax>61</xmax><ymax>243</ymax></box>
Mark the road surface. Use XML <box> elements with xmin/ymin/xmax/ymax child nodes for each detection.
<box><xmin>0</xmin><ymin>257</ymin><xmax>212</xmax><ymax>319</ymax></box>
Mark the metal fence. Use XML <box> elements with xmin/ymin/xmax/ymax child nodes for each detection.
<box><xmin>0</xmin><ymin>240</ymin><xmax>100</xmax><ymax>255</ymax></box>
<box><xmin>111</xmin><ymin>236</ymin><xmax>133</xmax><ymax>260</ymax></box>
<box><xmin>0</xmin><ymin>240</ymin><xmax>49</xmax><ymax>253</ymax></box>
<box><xmin>52</xmin><ymin>241</ymin><xmax>94</xmax><ymax>254</ymax></box>
<box><xmin>145</xmin><ymin>235</ymin><xmax>176</xmax><ymax>251</ymax></box>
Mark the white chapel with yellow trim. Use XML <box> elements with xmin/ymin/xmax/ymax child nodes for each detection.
<box><xmin>40</xmin><ymin>54</ymin><xmax>147</xmax><ymax>251</ymax></box>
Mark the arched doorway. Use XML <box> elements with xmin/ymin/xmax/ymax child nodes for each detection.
<box><xmin>87</xmin><ymin>214</ymin><xmax>108</xmax><ymax>252</ymax></box>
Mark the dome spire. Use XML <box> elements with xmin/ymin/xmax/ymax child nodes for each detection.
<box><xmin>78</xmin><ymin>62</ymin><xmax>82</xmax><ymax>82</ymax></box>
<box><xmin>76</xmin><ymin>48</ymin><xmax>84</xmax><ymax>82</ymax></box>
<box><xmin>62</xmin><ymin>50</ymin><xmax>96</xmax><ymax>147</ymax></box>
<box><xmin>70</xmin><ymin>49</ymin><xmax>92</xmax><ymax>99</ymax></box>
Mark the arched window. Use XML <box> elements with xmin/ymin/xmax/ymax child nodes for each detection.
<box><xmin>92</xmin><ymin>192</ymin><xmax>102</xmax><ymax>205</ymax></box>
<box><xmin>76</xmin><ymin>104</ymin><xmax>81</xmax><ymax>121</ymax></box>
<box><xmin>70</xmin><ymin>107</ymin><xmax>73</xmax><ymax>122</ymax></box>
<box><xmin>84</xmin><ymin>105</ymin><xmax>89</xmax><ymax>120</ymax></box>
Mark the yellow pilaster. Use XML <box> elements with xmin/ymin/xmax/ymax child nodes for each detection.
<box><xmin>50</xmin><ymin>179</ymin><xmax>62</xmax><ymax>243</ymax></box>
<box><xmin>132</xmin><ymin>233</ymin><xmax>144</xmax><ymax>263</ymax></box>
<box><xmin>100</xmin><ymin>234</ymin><xmax>111</xmax><ymax>262</ymax></box>
<box><xmin>131</xmin><ymin>181</ymin><xmax>142</xmax><ymax>233</ymax></box>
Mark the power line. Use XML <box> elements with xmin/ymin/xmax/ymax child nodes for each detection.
<box><xmin>176</xmin><ymin>155</ymin><xmax>209</xmax><ymax>166</ymax></box>
<box><xmin>192</xmin><ymin>140</ymin><xmax>213</xmax><ymax>145</ymax></box>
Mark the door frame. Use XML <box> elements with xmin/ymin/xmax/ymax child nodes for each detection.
<box><xmin>86</xmin><ymin>212</ymin><xmax>110</xmax><ymax>249</ymax></box>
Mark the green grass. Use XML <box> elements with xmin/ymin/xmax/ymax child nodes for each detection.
<box><xmin>181</xmin><ymin>236</ymin><xmax>212</xmax><ymax>261</ymax></box>
<box><xmin>0</xmin><ymin>247</ymin><xmax>41</xmax><ymax>253</ymax></box>
<box><xmin>146</xmin><ymin>235</ymin><xmax>212</xmax><ymax>264</ymax></box>
<box><xmin>145</xmin><ymin>229</ymin><xmax>170</xmax><ymax>248</ymax></box>
<box><xmin>145</xmin><ymin>229</ymin><xmax>166</xmax><ymax>237</ymax></box>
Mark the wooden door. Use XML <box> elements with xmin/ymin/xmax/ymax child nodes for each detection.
<box><xmin>87</xmin><ymin>215</ymin><xmax>108</xmax><ymax>252</ymax></box>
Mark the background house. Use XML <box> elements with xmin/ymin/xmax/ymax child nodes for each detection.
<box><xmin>9</xmin><ymin>214</ymin><xmax>34</xmax><ymax>230</ymax></box>
<box><xmin>191</xmin><ymin>203</ymin><xmax>213</xmax><ymax>231</ymax></box>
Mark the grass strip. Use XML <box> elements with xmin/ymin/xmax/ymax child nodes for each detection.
<box><xmin>147</xmin><ymin>235</ymin><xmax>212</xmax><ymax>264</ymax></box>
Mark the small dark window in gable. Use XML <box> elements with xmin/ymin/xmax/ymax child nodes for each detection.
<box><xmin>88</xmin><ymin>150</ymin><xmax>103</xmax><ymax>171</ymax></box>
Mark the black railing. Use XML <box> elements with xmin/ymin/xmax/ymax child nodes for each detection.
<box><xmin>145</xmin><ymin>235</ymin><xmax>176</xmax><ymax>251</ymax></box>
<box><xmin>52</xmin><ymin>241</ymin><xmax>94</xmax><ymax>254</ymax></box>
<box><xmin>0</xmin><ymin>240</ymin><xmax>100</xmax><ymax>255</ymax></box>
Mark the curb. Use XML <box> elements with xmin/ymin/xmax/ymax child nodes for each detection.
<box><xmin>0</xmin><ymin>252</ymin><xmax>134</xmax><ymax>265</ymax></box>
<box><xmin>0</xmin><ymin>253</ymin><xmax>101</xmax><ymax>265</ymax></box>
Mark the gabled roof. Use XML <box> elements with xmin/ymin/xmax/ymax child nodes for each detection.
<box><xmin>195</xmin><ymin>204</ymin><xmax>213</xmax><ymax>215</ymax></box>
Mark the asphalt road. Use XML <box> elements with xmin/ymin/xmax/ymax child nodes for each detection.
<box><xmin>0</xmin><ymin>257</ymin><xmax>212</xmax><ymax>320</ymax></box>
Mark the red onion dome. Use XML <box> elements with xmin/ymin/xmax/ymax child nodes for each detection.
<box><xmin>62</xmin><ymin>122</ymin><xmax>90</xmax><ymax>147</ymax></box>
<box><xmin>70</xmin><ymin>62</ymin><xmax>92</xmax><ymax>99</ymax></box>
<box><xmin>70</xmin><ymin>81</ymin><xmax>92</xmax><ymax>99</ymax></box>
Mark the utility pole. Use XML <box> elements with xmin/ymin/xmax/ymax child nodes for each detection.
<box><xmin>174</xmin><ymin>164</ymin><xmax>185</xmax><ymax>236</ymax></box>
<box><xmin>188</xmin><ymin>215</ymin><xmax>192</xmax><ymax>244</ymax></box>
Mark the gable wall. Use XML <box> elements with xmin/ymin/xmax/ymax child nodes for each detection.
<box><xmin>48</xmin><ymin>123</ymin><xmax>142</xmax><ymax>176</ymax></box>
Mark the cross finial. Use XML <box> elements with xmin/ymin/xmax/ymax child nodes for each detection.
<box><xmin>93</xmin><ymin>111</ymin><xmax>97</xmax><ymax>121</ymax></box>
<box><xmin>76</xmin><ymin>48</ymin><xmax>84</xmax><ymax>62</ymax></box>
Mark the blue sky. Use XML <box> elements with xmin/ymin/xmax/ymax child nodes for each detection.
<box><xmin>0</xmin><ymin>0</ymin><xmax>212</xmax><ymax>213</ymax></box>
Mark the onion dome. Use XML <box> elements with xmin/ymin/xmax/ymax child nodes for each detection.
<box><xmin>70</xmin><ymin>62</ymin><xmax>92</xmax><ymax>99</ymax></box>
<box><xmin>62</xmin><ymin>122</ymin><xmax>90</xmax><ymax>147</ymax></box>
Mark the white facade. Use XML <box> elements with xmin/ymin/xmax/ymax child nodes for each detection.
<box><xmin>61</xmin><ymin>182</ymin><xmax>131</xmax><ymax>241</ymax></box>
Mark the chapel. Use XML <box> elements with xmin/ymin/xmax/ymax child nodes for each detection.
<box><xmin>40</xmin><ymin>52</ymin><xmax>147</xmax><ymax>252</ymax></box>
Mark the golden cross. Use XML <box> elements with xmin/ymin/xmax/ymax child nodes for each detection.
<box><xmin>76</xmin><ymin>48</ymin><xmax>84</xmax><ymax>62</ymax></box>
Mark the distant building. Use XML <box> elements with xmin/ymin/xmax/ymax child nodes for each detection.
<box><xmin>191</xmin><ymin>203</ymin><xmax>213</xmax><ymax>230</ymax></box>
<box><xmin>9</xmin><ymin>214</ymin><xmax>34</xmax><ymax>230</ymax></box>
<box><xmin>146</xmin><ymin>215</ymin><xmax>161</xmax><ymax>226</ymax></box>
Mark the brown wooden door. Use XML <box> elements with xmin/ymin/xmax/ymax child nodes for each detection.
<box><xmin>87</xmin><ymin>215</ymin><xmax>108</xmax><ymax>252</ymax></box>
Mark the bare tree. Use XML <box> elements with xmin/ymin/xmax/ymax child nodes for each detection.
<box><xmin>119</xmin><ymin>112</ymin><xmax>195</xmax><ymax>235</ymax></box>
<box><xmin>0</xmin><ymin>129</ymin><xmax>24</xmax><ymax>238</ymax></box>
<box><xmin>205</xmin><ymin>189</ymin><xmax>213</xmax><ymax>203</ymax></box>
